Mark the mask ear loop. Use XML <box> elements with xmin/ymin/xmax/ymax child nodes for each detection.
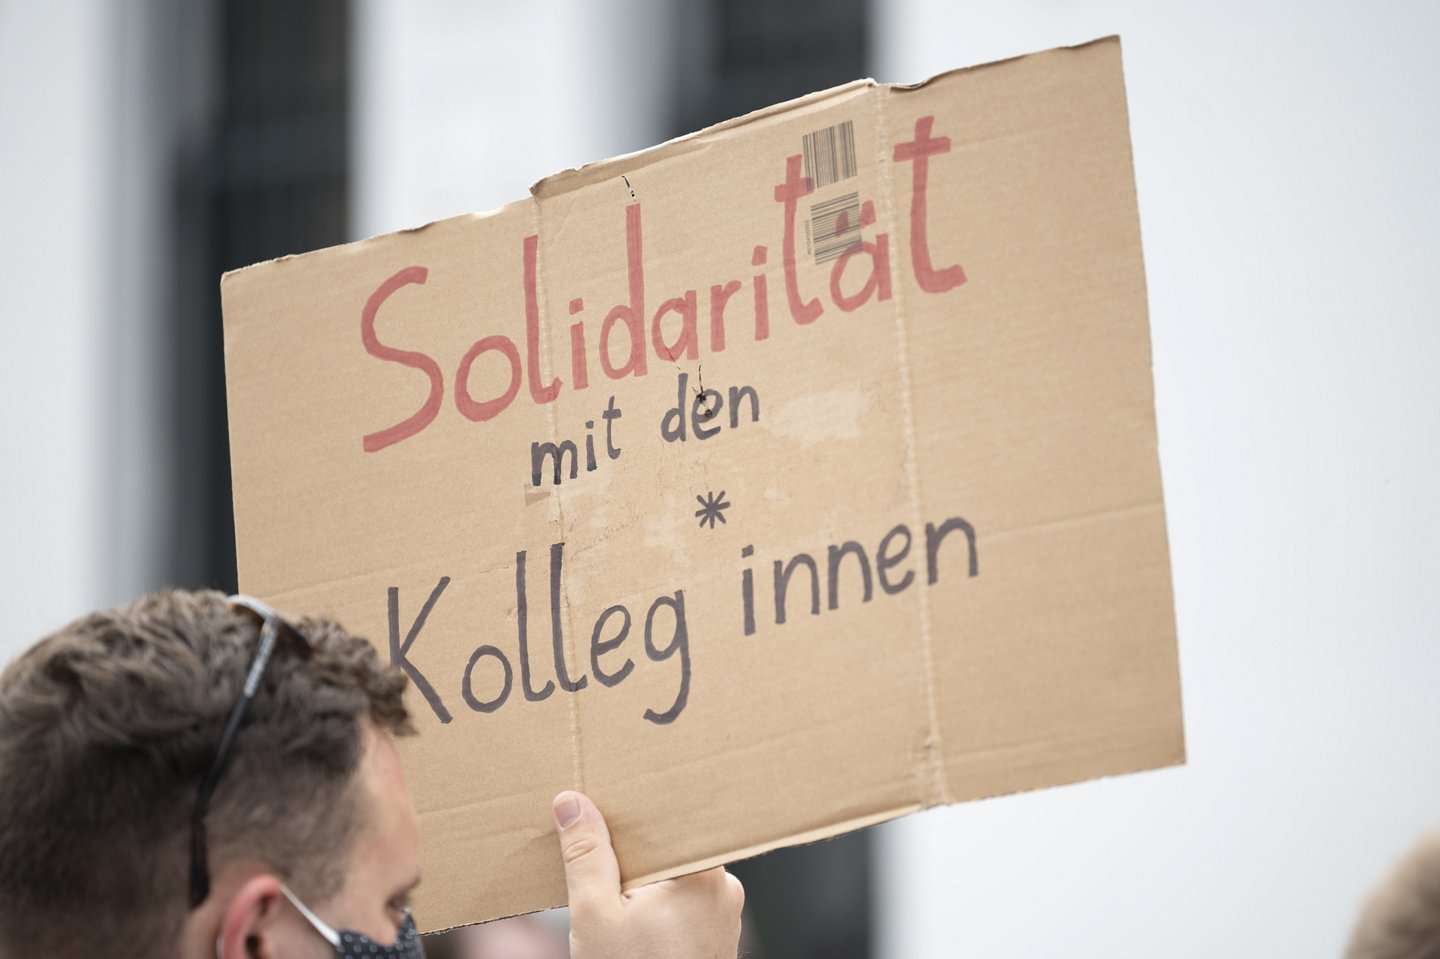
<box><xmin>212</xmin><ymin>887</ymin><xmax>346</xmax><ymax>958</ymax></box>
<box><xmin>214</xmin><ymin>885</ymin><xmax>343</xmax><ymax>958</ymax></box>
<box><xmin>280</xmin><ymin>885</ymin><xmax>343</xmax><ymax>949</ymax></box>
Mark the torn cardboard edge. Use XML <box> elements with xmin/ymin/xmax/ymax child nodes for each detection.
<box><xmin>529</xmin><ymin>35</ymin><xmax>1123</xmax><ymax>199</ymax></box>
<box><xmin>220</xmin><ymin>35</ymin><xmax>1123</xmax><ymax>282</ymax></box>
<box><xmin>624</xmin><ymin>748</ymin><xmax>1183</xmax><ymax>893</ymax></box>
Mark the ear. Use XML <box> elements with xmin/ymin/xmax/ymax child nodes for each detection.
<box><xmin>216</xmin><ymin>873</ymin><xmax>296</xmax><ymax>959</ymax></box>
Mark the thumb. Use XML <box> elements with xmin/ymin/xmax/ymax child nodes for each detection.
<box><xmin>553</xmin><ymin>790</ymin><xmax>622</xmax><ymax>914</ymax></box>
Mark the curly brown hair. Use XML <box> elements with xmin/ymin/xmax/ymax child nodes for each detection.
<box><xmin>0</xmin><ymin>589</ymin><xmax>413</xmax><ymax>959</ymax></box>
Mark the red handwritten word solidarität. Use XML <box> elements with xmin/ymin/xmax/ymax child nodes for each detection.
<box><xmin>360</xmin><ymin>115</ymin><xmax>966</xmax><ymax>453</ymax></box>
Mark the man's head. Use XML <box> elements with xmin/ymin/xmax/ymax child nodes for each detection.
<box><xmin>1348</xmin><ymin>828</ymin><xmax>1440</xmax><ymax>959</ymax></box>
<box><xmin>0</xmin><ymin>589</ymin><xmax>420</xmax><ymax>959</ymax></box>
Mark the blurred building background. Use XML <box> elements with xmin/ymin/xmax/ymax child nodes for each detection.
<box><xmin>3</xmin><ymin>1</ymin><xmax>1439</xmax><ymax>956</ymax></box>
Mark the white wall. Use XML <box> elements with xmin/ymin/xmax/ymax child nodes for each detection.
<box><xmin>0</xmin><ymin>2</ymin><xmax>171</xmax><ymax>666</ymax></box>
<box><xmin>1</xmin><ymin>2</ymin><xmax>116</xmax><ymax>659</ymax></box>
<box><xmin>870</xmin><ymin>2</ymin><xmax>1440</xmax><ymax>956</ymax></box>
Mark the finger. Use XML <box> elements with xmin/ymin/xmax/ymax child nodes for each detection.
<box><xmin>650</xmin><ymin>865</ymin><xmax>735</xmax><ymax>909</ymax></box>
<box><xmin>553</xmin><ymin>791</ymin><xmax>622</xmax><ymax>916</ymax></box>
<box><xmin>725</xmin><ymin>870</ymin><xmax>746</xmax><ymax>911</ymax></box>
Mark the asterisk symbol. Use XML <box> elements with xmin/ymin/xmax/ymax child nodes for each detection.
<box><xmin>694</xmin><ymin>490</ymin><xmax>730</xmax><ymax>529</ymax></box>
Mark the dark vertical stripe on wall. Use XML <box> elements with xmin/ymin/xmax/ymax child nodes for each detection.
<box><xmin>169</xmin><ymin>0</ymin><xmax>349</xmax><ymax>592</ymax></box>
<box><xmin>672</xmin><ymin>0</ymin><xmax>868</xmax><ymax>134</ymax></box>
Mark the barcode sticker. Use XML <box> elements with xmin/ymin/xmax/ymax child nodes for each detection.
<box><xmin>807</xmin><ymin>192</ymin><xmax>862</xmax><ymax>264</ymax></box>
<box><xmin>802</xmin><ymin>119</ymin><xmax>858</xmax><ymax>190</ymax></box>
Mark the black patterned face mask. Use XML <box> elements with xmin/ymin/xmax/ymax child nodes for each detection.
<box><xmin>282</xmin><ymin>886</ymin><xmax>427</xmax><ymax>959</ymax></box>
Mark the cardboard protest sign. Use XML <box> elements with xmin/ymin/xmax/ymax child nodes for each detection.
<box><xmin>222</xmin><ymin>35</ymin><xmax>1182</xmax><ymax>930</ymax></box>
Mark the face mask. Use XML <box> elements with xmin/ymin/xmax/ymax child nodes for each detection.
<box><xmin>282</xmin><ymin>885</ymin><xmax>427</xmax><ymax>959</ymax></box>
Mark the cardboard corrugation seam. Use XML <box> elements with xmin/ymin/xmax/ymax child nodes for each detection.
<box><xmin>221</xmin><ymin>35</ymin><xmax>1184</xmax><ymax>931</ymax></box>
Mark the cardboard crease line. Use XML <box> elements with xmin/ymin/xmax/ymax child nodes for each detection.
<box><xmin>530</xmin><ymin>195</ymin><xmax>588</xmax><ymax>799</ymax></box>
<box><xmin>980</xmin><ymin>499</ymin><xmax>1165</xmax><ymax>543</ymax></box>
<box><xmin>263</xmin><ymin>555</ymin><xmax>518</xmax><ymax>605</ymax></box>
<box><xmin>873</xmin><ymin>85</ymin><xmax>951</xmax><ymax>807</ymax></box>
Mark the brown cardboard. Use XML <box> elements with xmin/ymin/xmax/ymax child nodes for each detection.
<box><xmin>221</xmin><ymin>35</ymin><xmax>1183</xmax><ymax>931</ymax></box>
